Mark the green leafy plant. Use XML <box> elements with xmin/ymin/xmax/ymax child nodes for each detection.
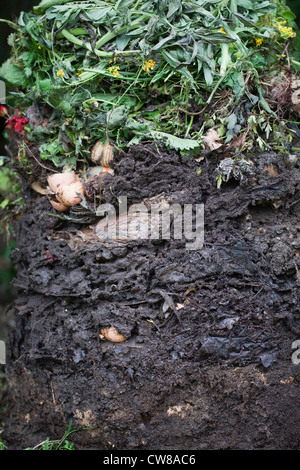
<box><xmin>24</xmin><ymin>420</ymin><xmax>91</xmax><ymax>450</ymax></box>
<box><xmin>25</xmin><ymin>437</ymin><xmax>75</xmax><ymax>451</ymax></box>
<box><xmin>0</xmin><ymin>438</ymin><xmax>7</xmax><ymax>450</ymax></box>
<box><xmin>0</xmin><ymin>0</ymin><xmax>299</xmax><ymax>169</ymax></box>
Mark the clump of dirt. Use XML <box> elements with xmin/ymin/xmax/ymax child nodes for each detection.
<box><xmin>3</xmin><ymin>143</ymin><xmax>300</xmax><ymax>450</ymax></box>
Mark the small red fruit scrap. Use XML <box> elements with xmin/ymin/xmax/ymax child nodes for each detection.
<box><xmin>0</xmin><ymin>105</ymin><xmax>8</xmax><ymax>117</ymax></box>
<box><xmin>43</xmin><ymin>249</ymin><xmax>58</xmax><ymax>263</ymax></box>
<box><xmin>6</xmin><ymin>114</ymin><xmax>28</xmax><ymax>135</ymax></box>
<box><xmin>0</xmin><ymin>106</ymin><xmax>28</xmax><ymax>133</ymax></box>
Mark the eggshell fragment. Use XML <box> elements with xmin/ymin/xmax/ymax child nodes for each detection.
<box><xmin>56</xmin><ymin>181</ymin><xmax>85</xmax><ymax>207</ymax></box>
<box><xmin>99</xmin><ymin>326</ymin><xmax>127</xmax><ymax>343</ymax></box>
<box><xmin>86</xmin><ymin>166</ymin><xmax>114</xmax><ymax>179</ymax></box>
<box><xmin>50</xmin><ymin>199</ymin><xmax>69</xmax><ymax>212</ymax></box>
<box><xmin>47</xmin><ymin>171</ymin><xmax>77</xmax><ymax>192</ymax></box>
<box><xmin>31</xmin><ymin>181</ymin><xmax>48</xmax><ymax>195</ymax></box>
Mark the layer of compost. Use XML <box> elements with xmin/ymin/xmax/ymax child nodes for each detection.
<box><xmin>3</xmin><ymin>143</ymin><xmax>300</xmax><ymax>450</ymax></box>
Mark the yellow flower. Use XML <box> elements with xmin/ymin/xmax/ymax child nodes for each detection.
<box><xmin>255</xmin><ymin>37</ymin><xmax>264</xmax><ymax>46</ymax></box>
<box><xmin>218</xmin><ymin>27</ymin><xmax>227</xmax><ymax>34</ymax></box>
<box><xmin>142</xmin><ymin>59</ymin><xmax>156</xmax><ymax>73</ymax></box>
<box><xmin>38</xmin><ymin>45</ymin><xmax>42</xmax><ymax>50</ymax></box>
<box><xmin>56</xmin><ymin>69</ymin><xmax>65</xmax><ymax>79</ymax></box>
<box><xmin>275</xmin><ymin>21</ymin><xmax>294</xmax><ymax>39</ymax></box>
<box><xmin>236</xmin><ymin>51</ymin><xmax>242</xmax><ymax>58</ymax></box>
<box><xmin>77</xmin><ymin>69</ymin><xmax>84</xmax><ymax>76</ymax></box>
<box><xmin>109</xmin><ymin>65</ymin><xmax>120</xmax><ymax>77</ymax></box>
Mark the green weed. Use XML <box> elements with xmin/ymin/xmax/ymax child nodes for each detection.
<box><xmin>0</xmin><ymin>0</ymin><xmax>299</xmax><ymax>168</ymax></box>
<box><xmin>0</xmin><ymin>438</ymin><xmax>7</xmax><ymax>450</ymax></box>
<box><xmin>23</xmin><ymin>420</ymin><xmax>92</xmax><ymax>450</ymax></box>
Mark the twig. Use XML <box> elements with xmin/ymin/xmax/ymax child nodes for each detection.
<box><xmin>173</xmin><ymin>328</ymin><xmax>191</xmax><ymax>337</ymax></box>
<box><xmin>0</xmin><ymin>19</ymin><xmax>18</xmax><ymax>30</ymax></box>
<box><xmin>24</xmin><ymin>142</ymin><xmax>59</xmax><ymax>173</ymax></box>
<box><xmin>162</xmin><ymin>105</ymin><xmax>207</xmax><ymax>117</ymax></box>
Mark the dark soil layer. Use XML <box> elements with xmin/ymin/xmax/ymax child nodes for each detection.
<box><xmin>3</xmin><ymin>144</ymin><xmax>300</xmax><ymax>450</ymax></box>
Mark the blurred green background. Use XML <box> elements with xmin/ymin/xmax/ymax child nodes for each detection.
<box><xmin>288</xmin><ymin>1</ymin><xmax>300</xmax><ymax>24</ymax></box>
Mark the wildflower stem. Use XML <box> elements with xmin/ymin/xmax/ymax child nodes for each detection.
<box><xmin>116</xmin><ymin>66</ymin><xmax>143</xmax><ymax>106</ymax></box>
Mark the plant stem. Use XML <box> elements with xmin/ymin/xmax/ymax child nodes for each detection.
<box><xmin>95</xmin><ymin>14</ymin><xmax>151</xmax><ymax>50</ymax></box>
<box><xmin>61</xmin><ymin>29</ymin><xmax>141</xmax><ymax>58</ymax></box>
<box><xmin>185</xmin><ymin>115</ymin><xmax>194</xmax><ymax>137</ymax></box>
<box><xmin>60</xmin><ymin>29</ymin><xmax>82</xmax><ymax>46</ymax></box>
<box><xmin>206</xmin><ymin>75</ymin><xmax>226</xmax><ymax>104</ymax></box>
<box><xmin>33</xmin><ymin>0</ymin><xmax>76</xmax><ymax>14</ymax></box>
<box><xmin>57</xmin><ymin>28</ymin><xmax>89</xmax><ymax>38</ymax></box>
<box><xmin>116</xmin><ymin>66</ymin><xmax>143</xmax><ymax>106</ymax></box>
<box><xmin>0</xmin><ymin>19</ymin><xmax>18</xmax><ymax>30</ymax></box>
<box><xmin>60</xmin><ymin>29</ymin><xmax>140</xmax><ymax>58</ymax></box>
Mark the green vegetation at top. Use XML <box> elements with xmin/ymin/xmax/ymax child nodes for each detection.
<box><xmin>0</xmin><ymin>0</ymin><xmax>299</xmax><ymax>168</ymax></box>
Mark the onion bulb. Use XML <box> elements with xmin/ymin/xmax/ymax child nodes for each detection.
<box><xmin>99</xmin><ymin>326</ymin><xmax>127</xmax><ymax>343</ymax></box>
<box><xmin>50</xmin><ymin>199</ymin><xmax>69</xmax><ymax>212</ymax></box>
<box><xmin>55</xmin><ymin>181</ymin><xmax>85</xmax><ymax>207</ymax></box>
<box><xmin>31</xmin><ymin>181</ymin><xmax>48</xmax><ymax>195</ymax></box>
<box><xmin>91</xmin><ymin>141</ymin><xmax>114</xmax><ymax>167</ymax></box>
<box><xmin>86</xmin><ymin>166</ymin><xmax>114</xmax><ymax>178</ymax></box>
<box><xmin>47</xmin><ymin>171</ymin><xmax>84</xmax><ymax>210</ymax></box>
<box><xmin>47</xmin><ymin>171</ymin><xmax>77</xmax><ymax>192</ymax></box>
